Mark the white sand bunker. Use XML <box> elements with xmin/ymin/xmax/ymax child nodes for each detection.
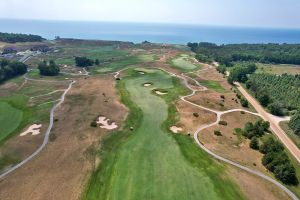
<box><xmin>138</xmin><ymin>71</ymin><xmax>145</xmax><ymax>75</ymax></box>
<box><xmin>20</xmin><ymin>124</ymin><xmax>42</xmax><ymax>136</ymax></box>
<box><xmin>155</xmin><ymin>90</ymin><xmax>167</xmax><ymax>95</ymax></box>
<box><xmin>96</xmin><ymin>116</ymin><xmax>118</xmax><ymax>130</ymax></box>
<box><xmin>170</xmin><ymin>126</ymin><xmax>183</xmax><ymax>133</ymax></box>
<box><xmin>143</xmin><ymin>83</ymin><xmax>152</xmax><ymax>87</ymax></box>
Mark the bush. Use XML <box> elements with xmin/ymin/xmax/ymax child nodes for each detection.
<box><xmin>214</xmin><ymin>130</ymin><xmax>222</xmax><ymax>136</ymax></box>
<box><xmin>220</xmin><ymin>95</ymin><xmax>225</xmax><ymax>99</ymax></box>
<box><xmin>268</xmin><ymin>102</ymin><xmax>285</xmax><ymax>116</ymax></box>
<box><xmin>75</xmin><ymin>56</ymin><xmax>94</xmax><ymax>67</ymax></box>
<box><xmin>257</xmin><ymin>93</ymin><xmax>270</xmax><ymax>107</ymax></box>
<box><xmin>240</xmin><ymin>98</ymin><xmax>249</xmax><ymax>107</ymax></box>
<box><xmin>90</xmin><ymin>121</ymin><xmax>97</xmax><ymax>127</ymax></box>
<box><xmin>219</xmin><ymin>121</ymin><xmax>228</xmax><ymax>126</ymax></box>
<box><xmin>38</xmin><ymin>60</ymin><xmax>60</xmax><ymax>76</ymax></box>
<box><xmin>250</xmin><ymin>137</ymin><xmax>259</xmax><ymax>150</ymax></box>
<box><xmin>193</xmin><ymin>113</ymin><xmax>199</xmax><ymax>118</ymax></box>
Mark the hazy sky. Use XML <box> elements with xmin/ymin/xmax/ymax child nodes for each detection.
<box><xmin>1</xmin><ymin>0</ymin><xmax>300</xmax><ymax>28</ymax></box>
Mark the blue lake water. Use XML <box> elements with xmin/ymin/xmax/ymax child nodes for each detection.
<box><xmin>0</xmin><ymin>19</ymin><xmax>300</xmax><ymax>44</ymax></box>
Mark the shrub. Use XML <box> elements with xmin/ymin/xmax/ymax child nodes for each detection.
<box><xmin>90</xmin><ymin>121</ymin><xmax>97</xmax><ymax>127</ymax></box>
<box><xmin>250</xmin><ymin>137</ymin><xmax>259</xmax><ymax>150</ymax></box>
<box><xmin>193</xmin><ymin>113</ymin><xmax>199</xmax><ymax>117</ymax></box>
<box><xmin>268</xmin><ymin>102</ymin><xmax>285</xmax><ymax>116</ymax></box>
<box><xmin>75</xmin><ymin>56</ymin><xmax>94</xmax><ymax>67</ymax></box>
<box><xmin>214</xmin><ymin>130</ymin><xmax>222</xmax><ymax>136</ymax></box>
<box><xmin>219</xmin><ymin>121</ymin><xmax>228</xmax><ymax>126</ymax></box>
<box><xmin>38</xmin><ymin>60</ymin><xmax>60</xmax><ymax>76</ymax></box>
<box><xmin>220</xmin><ymin>95</ymin><xmax>225</xmax><ymax>99</ymax></box>
<box><xmin>240</xmin><ymin>98</ymin><xmax>249</xmax><ymax>107</ymax></box>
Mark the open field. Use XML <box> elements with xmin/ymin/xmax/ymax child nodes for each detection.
<box><xmin>199</xmin><ymin>112</ymin><xmax>266</xmax><ymax>173</ymax></box>
<box><xmin>256</xmin><ymin>63</ymin><xmax>300</xmax><ymax>75</ymax></box>
<box><xmin>84</xmin><ymin>68</ymin><xmax>245</xmax><ymax>200</ymax></box>
<box><xmin>0</xmin><ymin>75</ymin><xmax>127</xmax><ymax>200</ymax></box>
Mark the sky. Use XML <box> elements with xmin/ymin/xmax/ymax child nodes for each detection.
<box><xmin>0</xmin><ymin>0</ymin><xmax>300</xmax><ymax>28</ymax></box>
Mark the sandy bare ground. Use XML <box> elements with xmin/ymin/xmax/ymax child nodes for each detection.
<box><xmin>96</xmin><ymin>116</ymin><xmax>118</xmax><ymax>130</ymax></box>
<box><xmin>170</xmin><ymin>126</ymin><xmax>183</xmax><ymax>133</ymax></box>
<box><xmin>155</xmin><ymin>90</ymin><xmax>167</xmax><ymax>95</ymax></box>
<box><xmin>0</xmin><ymin>76</ymin><xmax>127</xmax><ymax>200</ymax></box>
<box><xmin>20</xmin><ymin>124</ymin><xmax>42</xmax><ymax>136</ymax></box>
<box><xmin>235</xmin><ymin>82</ymin><xmax>300</xmax><ymax>163</ymax></box>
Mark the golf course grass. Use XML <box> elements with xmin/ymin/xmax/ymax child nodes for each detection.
<box><xmin>0</xmin><ymin>102</ymin><xmax>23</xmax><ymax>142</ymax></box>
<box><xmin>84</xmin><ymin>68</ymin><xmax>245</xmax><ymax>200</ymax></box>
<box><xmin>200</xmin><ymin>80</ymin><xmax>226</xmax><ymax>93</ymax></box>
<box><xmin>170</xmin><ymin>54</ymin><xmax>200</xmax><ymax>71</ymax></box>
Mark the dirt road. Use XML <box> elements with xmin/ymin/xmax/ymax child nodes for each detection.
<box><xmin>235</xmin><ymin>82</ymin><xmax>300</xmax><ymax>163</ymax></box>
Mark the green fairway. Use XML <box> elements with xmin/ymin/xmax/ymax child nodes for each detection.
<box><xmin>0</xmin><ymin>102</ymin><xmax>23</xmax><ymax>142</ymax></box>
<box><xmin>170</xmin><ymin>54</ymin><xmax>200</xmax><ymax>71</ymax></box>
<box><xmin>84</xmin><ymin>69</ymin><xmax>244</xmax><ymax>200</ymax></box>
<box><xmin>200</xmin><ymin>80</ymin><xmax>226</xmax><ymax>93</ymax></box>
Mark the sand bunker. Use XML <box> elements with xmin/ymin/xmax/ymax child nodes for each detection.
<box><xmin>96</xmin><ymin>116</ymin><xmax>118</xmax><ymax>130</ymax></box>
<box><xmin>155</xmin><ymin>90</ymin><xmax>167</xmax><ymax>95</ymax></box>
<box><xmin>20</xmin><ymin>124</ymin><xmax>42</xmax><ymax>136</ymax></box>
<box><xmin>138</xmin><ymin>71</ymin><xmax>145</xmax><ymax>75</ymax></box>
<box><xmin>143</xmin><ymin>83</ymin><xmax>152</xmax><ymax>87</ymax></box>
<box><xmin>170</xmin><ymin>126</ymin><xmax>183</xmax><ymax>133</ymax></box>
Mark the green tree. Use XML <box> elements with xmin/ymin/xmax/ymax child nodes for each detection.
<box><xmin>240</xmin><ymin>98</ymin><xmax>249</xmax><ymax>107</ymax></box>
<box><xmin>289</xmin><ymin>111</ymin><xmax>300</xmax><ymax>136</ymax></box>
<box><xmin>268</xmin><ymin>102</ymin><xmax>285</xmax><ymax>116</ymax></box>
<box><xmin>250</xmin><ymin>137</ymin><xmax>259</xmax><ymax>150</ymax></box>
<box><xmin>38</xmin><ymin>60</ymin><xmax>60</xmax><ymax>76</ymax></box>
<box><xmin>75</xmin><ymin>57</ymin><xmax>94</xmax><ymax>67</ymax></box>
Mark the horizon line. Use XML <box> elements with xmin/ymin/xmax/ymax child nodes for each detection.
<box><xmin>1</xmin><ymin>17</ymin><xmax>300</xmax><ymax>30</ymax></box>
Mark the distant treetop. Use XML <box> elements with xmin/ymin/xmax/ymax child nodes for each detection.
<box><xmin>0</xmin><ymin>32</ymin><xmax>45</xmax><ymax>43</ymax></box>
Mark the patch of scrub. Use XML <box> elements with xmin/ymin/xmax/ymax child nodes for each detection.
<box><xmin>20</xmin><ymin>124</ymin><xmax>42</xmax><ymax>136</ymax></box>
<box><xmin>0</xmin><ymin>102</ymin><xmax>23</xmax><ymax>142</ymax></box>
<box><xmin>96</xmin><ymin>116</ymin><xmax>118</xmax><ymax>130</ymax></box>
<box><xmin>170</xmin><ymin>125</ymin><xmax>183</xmax><ymax>133</ymax></box>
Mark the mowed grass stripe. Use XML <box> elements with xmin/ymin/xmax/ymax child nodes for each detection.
<box><xmin>84</xmin><ymin>69</ymin><xmax>245</xmax><ymax>200</ymax></box>
<box><xmin>0</xmin><ymin>102</ymin><xmax>23</xmax><ymax>142</ymax></box>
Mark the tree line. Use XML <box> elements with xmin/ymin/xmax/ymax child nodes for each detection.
<box><xmin>75</xmin><ymin>57</ymin><xmax>99</xmax><ymax>67</ymax></box>
<box><xmin>246</xmin><ymin>73</ymin><xmax>300</xmax><ymax>113</ymax></box>
<box><xmin>0</xmin><ymin>32</ymin><xmax>45</xmax><ymax>43</ymax></box>
<box><xmin>0</xmin><ymin>59</ymin><xmax>27</xmax><ymax>83</ymax></box>
<box><xmin>188</xmin><ymin>42</ymin><xmax>300</xmax><ymax>65</ymax></box>
<box><xmin>240</xmin><ymin>119</ymin><xmax>298</xmax><ymax>185</ymax></box>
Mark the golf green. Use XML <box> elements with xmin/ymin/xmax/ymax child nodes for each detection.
<box><xmin>171</xmin><ymin>54</ymin><xmax>199</xmax><ymax>71</ymax></box>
